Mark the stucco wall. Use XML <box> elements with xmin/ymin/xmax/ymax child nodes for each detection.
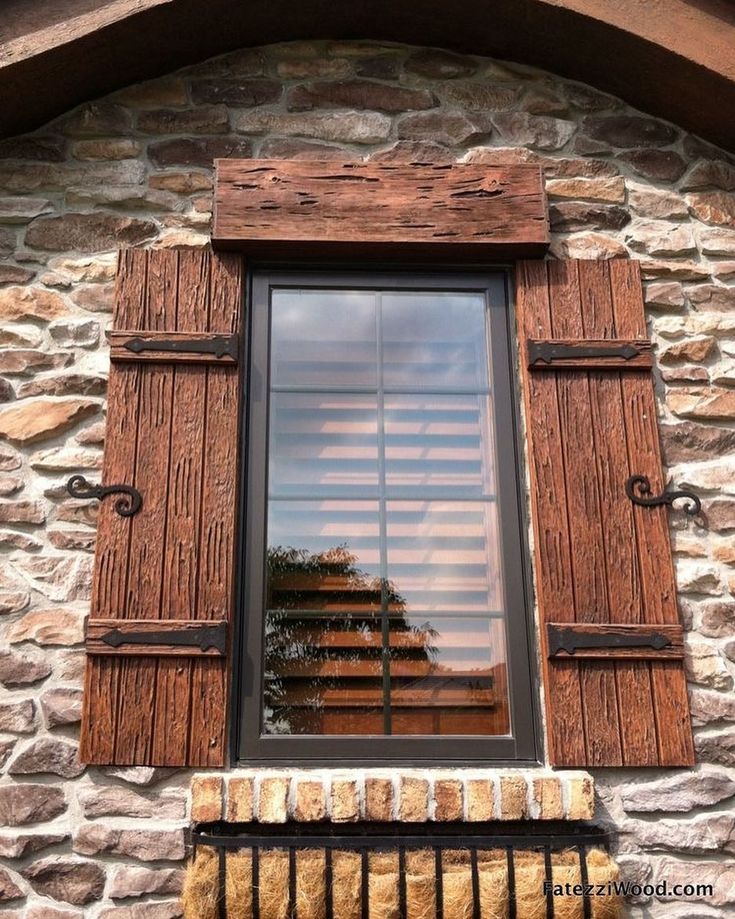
<box><xmin>0</xmin><ymin>40</ymin><xmax>734</xmax><ymax>918</ymax></box>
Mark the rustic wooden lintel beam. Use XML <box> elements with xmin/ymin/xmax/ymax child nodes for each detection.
<box><xmin>213</xmin><ymin>160</ymin><xmax>550</xmax><ymax>259</ymax></box>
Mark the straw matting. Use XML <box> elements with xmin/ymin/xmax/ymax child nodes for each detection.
<box><xmin>181</xmin><ymin>844</ymin><xmax>623</xmax><ymax>918</ymax></box>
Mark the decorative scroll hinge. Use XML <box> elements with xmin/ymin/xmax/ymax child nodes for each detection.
<box><xmin>86</xmin><ymin>619</ymin><xmax>227</xmax><ymax>657</ymax></box>
<box><xmin>547</xmin><ymin>623</ymin><xmax>683</xmax><ymax>659</ymax></box>
<box><xmin>527</xmin><ymin>339</ymin><xmax>653</xmax><ymax>369</ymax></box>
<box><xmin>626</xmin><ymin>474</ymin><xmax>702</xmax><ymax>517</ymax></box>
<box><xmin>66</xmin><ymin>475</ymin><xmax>142</xmax><ymax>517</ymax></box>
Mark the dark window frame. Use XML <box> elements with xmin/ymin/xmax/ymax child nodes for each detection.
<box><xmin>235</xmin><ymin>267</ymin><xmax>540</xmax><ymax>765</ymax></box>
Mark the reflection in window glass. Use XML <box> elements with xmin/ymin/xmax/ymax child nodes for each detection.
<box><xmin>262</xmin><ymin>287</ymin><xmax>510</xmax><ymax>736</ymax></box>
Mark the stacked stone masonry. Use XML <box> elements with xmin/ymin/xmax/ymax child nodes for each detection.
<box><xmin>0</xmin><ymin>39</ymin><xmax>733</xmax><ymax>918</ymax></box>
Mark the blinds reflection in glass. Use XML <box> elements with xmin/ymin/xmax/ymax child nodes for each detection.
<box><xmin>263</xmin><ymin>288</ymin><xmax>510</xmax><ymax>736</ymax></box>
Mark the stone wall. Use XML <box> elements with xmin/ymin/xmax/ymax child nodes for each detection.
<box><xmin>0</xmin><ymin>39</ymin><xmax>733</xmax><ymax>918</ymax></box>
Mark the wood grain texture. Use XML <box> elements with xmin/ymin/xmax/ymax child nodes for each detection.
<box><xmin>516</xmin><ymin>258</ymin><xmax>694</xmax><ymax>768</ymax></box>
<box><xmin>579</xmin><ymin>260</ymin><xmax>657</xmax><ymax>767</ymax></box>
<box><xmin>214</xmin><ymin>160</ymin><xmax>549</xmax><ymax>258</ymax></box>
<box><xmin>547</xmin><ymin>623</ymin><xmax>684</xmax><ymax>659</ymax></box>
<box><xmin>515</xmin><ymin>260</ymin><xmax>586</xmax><ymax>766</ymax></box>
<box><xmin>550</xmin><ymin>260</ymin><xmax>622</xmax><ymax>768</ymax></box>
<box><xmin>80</xmin><ymin>248</ymin><xmax>243</xmax><ymax>767</ymax></box>
<box><xmin>109</xmin><ymin>330</ymin><xmax>239</xmax><ymax>365</ymax></box>
<box><xmin>609</xmin><ymin>258</ymin><xmax>694</xmax><ymax>767</ymax></box>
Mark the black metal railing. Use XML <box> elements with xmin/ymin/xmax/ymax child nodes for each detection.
<box><xmin>189</xmin><ymin>820</ymin><xmax>615</xmax><ymax>919</ymax></box>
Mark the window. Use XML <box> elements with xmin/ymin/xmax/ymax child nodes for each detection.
<box><xmin>238</xmin><ymin>270</ymin><xmax>537</xmax><ymax>762</ymax></box>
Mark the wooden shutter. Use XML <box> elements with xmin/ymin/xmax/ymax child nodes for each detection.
<box><xmin>80</xmin><ymin>248</ymin><xmax>243</xmax><ymax>767</ymax></box>
<box><xmin>516</xmin><ymin>259</ymin><xmax>694</xmax><ymax>768</ymax></box>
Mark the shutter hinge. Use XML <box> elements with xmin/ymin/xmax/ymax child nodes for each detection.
<box><xmin>625</xmin><ymin>474</ymin><xmax>701</xmax><ymax>517</ymax></box>
<box><xmin>546</xmin><ymin>623</ymin><xmax>684</xmax><ymax>660</ymax></box>
<box><xmin>109</xmin><ymin>331</ymin><xmax>240</xmax><ymax>365</ymax></box>
<box><xmin>526</xmin><ymin>338</ymin><xmax>652</xmax><ymax>369</ymax></box>
<box><xmin>66</xmin><ymin>475</ymin><xmax>142</xmax><ymax>517</ymax></box>
<box><xmin>86</xmin><ymin>619</ymin><xmax>227</xmax><ymax>657</ymax></box>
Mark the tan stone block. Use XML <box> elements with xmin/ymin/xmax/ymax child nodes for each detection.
<box><xmin>714</xmin><ymin>544</ymin><xmax>735</xmax><ymax>566</ymax></box>
<box><xmin>466</xmin><ymin>778</ymin><xmax>495</xmax><ymax>821</ymax></box>
<box><xmin>191</xmin><ymin>775</ymin><xmax>223</xmax><ymax>823</ymax></box>
<box><xmin>149</xmin><ymin>172</ymin><xmax>213</xmax><ymax>194</ymax></box>
<box><xmin>554</xmin><ymin>232</ymin><xmax>627</xmax><ymax>260</ymax></box>
<box><xmin>567</xmin><ymin>776</ymin><xmax>595</xmax><ymax>820</ymax></box>
<box><xmin>659</xmin><ymin>336</ymin><xmax>717</xmax><ymax>364</ymax></box>
<box><xmin>686</xmin><ymin>192</ymin><xmax>735</xmax><ymax>228</ymax></box>
<box><xmin>226</xmin><ymin>777</ymin><xmax>254</xmax><ymax>822</ymax></box>
<box><xmin>7</xmin><ymin>608</ymin><xmax>85</xmax><ymax>645</ymax></box>
<box><xmin>234</xmin><ymin>110</ymin><xmax>391</xmax><ymax>144</ymax></box>
<box><xmin>669</xmin><ymin>388</ymin><xmax>735</xmax><ymax>421</ymax></box>
<box><xmin>294</xmin><ymin>779</ymin><xmax>326</xmax><ymax>822</ymax></box>
<box><xmin>73</xmin><ymin>139</ymin><xmax>142</xmax><ymax>160</ymax></box>
<box><xmin>0</xmin><ymin>287</ymin><xmax>69</xmax><ymax>322</ymax></box>
<box><xmin>639</xmin><ymin>259</ymin><xmax>711</xmax><ymax>281</ymax></box>
<box><xmin>258</xmin><ymin>777</ymin><xmax>289</xmax><ymax>823</ymax></box>
<box><xmin>365</xmin><ymin>777</ymin><xmax>393</xmax><ymax>821</ymax></box>
<box><xmin>434</xmin><ymin>779</ymin><xmax>463</xmax><ymax>821</ymax></box>
<box><xmin>546</xmin><ymin>177</ymin><xmax>625</xmax><ymax>203</ymax></box>
<box><xmin>0</xmin><ymin>398</ymin><xmax>100</xmax><ymax>446</ymax></box>
<box><xmin>626</xmin><ymin>219</ymin><xmax>696</xmax><ymax>257</ymax></box>
<box><xmin>533</xmin><ymin>777</ymin><xmax>563</xmax><ymax>819</ymax></box>
<box><xmin>500</xmin><ymin>776</ymin><xmax>528</xmax><ymax>820</ymax></box>
<box><xmin>331</xmin><ymin>778</ymin><xmax>360</xmax><ymax>822</ymax></box>
<box><xmin>399</xmin><ymin>776</ymin><xmax>429</xmax><ymax>822</ymax></box>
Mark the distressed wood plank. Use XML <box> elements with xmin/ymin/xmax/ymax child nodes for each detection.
<box><xmin>80</xmin><ymin>250</ymin><xmax>147</xmax><ymax>764</ymax></box>
<box><xmin>516</xmin><ymin>260</ymin><xmax>586</xmax><ymax>766</ymax></box>
<box><xmin>189</xmin><ymin>252</ymin><xmax>243</xmax><ymax>766</ymax></box>
<box><xmin>578</xmin><ymin>259</ymin><xmax>658</xmax><ymax>767</ymax></box>
<box><xmin>548</xmin><ymin>260</ymin><xmax>622</xmax><ymax>768</ymax></box>
<box><xmin>152</xmin><ymin>250</ymin><xmax>210</xmax><ymax>765</ymax></box>
<box><xmin>214</xmin><ymin>160</ymin><xmax>549</xmax><ymax>258</ymax></box>
<box><xmin>609</xmin><ymin>259</ymin><xmax>694</xmax><ymax>766</ymax></box>
<box><xmin>113</xmin><ymin>249</ymin><xmax>176</xmax><ymax>764</ymax></box>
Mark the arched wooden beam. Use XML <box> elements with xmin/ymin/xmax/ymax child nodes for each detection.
<box><xmin>1</xmin><ymin>0</ymin><xmax>734</xmax><ymax>150</ymax></box>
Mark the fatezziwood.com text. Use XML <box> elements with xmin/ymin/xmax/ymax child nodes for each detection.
<box><xmin>543</xmin><ymin>880</ymin><xmax>714</xmax><ymax>898</ymax></box>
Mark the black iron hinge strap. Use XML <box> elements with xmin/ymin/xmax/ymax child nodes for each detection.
<box><xmin>100</xmin><ymin>622</ymin><xmax>227</xmax><ymax>654</ymax></box>
<box><xmin>548</xmin><ymin>626</ymin><xmax>672</xmax><ymax>657</ymax></box>
<box><xmin>527</xmin><ymin>339</ymin><xmax>652</xmax><ymax>369</ymax></box>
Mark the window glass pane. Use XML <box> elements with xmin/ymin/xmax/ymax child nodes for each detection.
<box><xmin>260</xmin><ymin>283</ymin><xmax>512</xmax><ymax>738</ymax></box>
<box><xmin>271</xmin><ymin>290</ymin><xmax>377</xmax><ymax>387</ymax></box>
<box><xmin>384</xmin><ymin>394</ymin><xmax>497</xmax><ymax>497</ymax></box>
<box><xmin>269</xmin><ymin>393</ymin><xmax>379</xmax><ymax>497</ymax></box>
<box><xmin>384</xmin><ymin>501</ymin><xmax>504</xmax><ymax>613</ymax></box>
<box><xmin>381</xmin><ymin>292</ymin><xmax>490</xmax><ymax>390</ymax></box>
<box><xmin>386</xmin><ymin>501</ymin><xmax>509</xmax><ymax>736</ymax></box>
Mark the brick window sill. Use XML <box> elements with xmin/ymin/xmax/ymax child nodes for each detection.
<box><xmin>190</xmin><ymin>769</ymin><xmax>595</xmax><ymax>825</ymax></box>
